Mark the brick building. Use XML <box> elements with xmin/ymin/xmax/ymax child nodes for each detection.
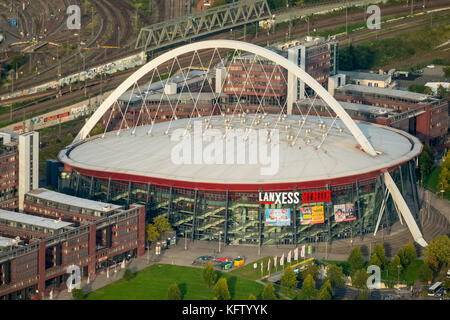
<box><xmin>281</xmin><ymin>37</ymin><xmax>338</xmax><ymax>111</ymax></box>
<box><xmin>334</xmin><ymin>84</ymin><xmax>449</xmax><ymax>150</ymax></box>
<box><xmin>24</xmin><ymin>188</ymin><xmax>123</xmax><ymax>226</ymax></box>
<box><xmin>103</xmin><ymin>92</ymin><xmax>222</xmax><ymax>131</ymax></box>
<box><xmin>223</xmin><ymin>54</ymin><xmax>288</xmax><ymax>110</ymax></box>
<box><xmin>0</xmin><ymin>204</ymin><xmax>145</xmax><ymax>300</ymax></box>
<box><xmin>0</xmin><ymin>209</ymin><xmax>74</xmax><ymax>243</ymax></box>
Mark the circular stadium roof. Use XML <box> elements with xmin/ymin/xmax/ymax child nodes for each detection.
<box><xmin>59</xmin><ymin>115</ymin><xmax>422</xmax><ymax>191</ymax></box>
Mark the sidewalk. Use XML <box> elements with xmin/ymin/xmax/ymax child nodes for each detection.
<box><xmin>54</xmin><ymin>252</ymin><xmax>157</xmax><ymax>300</ymax></box>
<box><xmin>418</xmin><ymin>186</ymin><xmax>450</xmax><ymax>224</ymax></box>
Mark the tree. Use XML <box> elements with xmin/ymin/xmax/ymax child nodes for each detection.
<box><xmin>444</xmin><ymin>66</ymin><xmax>450</xmax><ymax>78</ymax></box>
<box><xmin>318</xmin><ymin>280</ymin><xmax>332</xmax><ymax>300</ymax></box>
<box><xmin>123</xmin><ymin>268</ymin><xmax>134</xmax><ymax>281</ymax></box>
<box><xmin>404</xmin><ymin>242</ymin><xmax>417</xmax><ymax>266</ymax></box>
<box><xmin>153</xmin><ymin>216</ymin><xmax>172</xmax><ymax>235</ymax></box>
<box><xmin>439</xmin><ymin>151</ymin><xmax>450</xmax><ymax>193</ymax></box>
<box><xmin>373</xmin><ymin>244</ymin><xmax>387</xmax><ymax>269</ymax></box>
<box><xmin>300</xmin><ymin>274</ymin><xmax>317</xmax><ymax>300</ymax></box>
<box><xmin>280</xmin><ymin>267</ymin><xmax>298</xmax><ymax>289</ymax></box>
<box><xmin>352</xmin><ymin>269</ymin><xmax>369</xmax><ymax>290</ymax></box>
<box><xmin>443</xmin><ymin>278</ymin><xmax>450</xmax><ymax>290</ymax></box>
<box><xmin>440</xmin><ymin>166</ymin><xmax>450</xmax><ymax>193</ymax></box>
<box><xmin>168</xmin><ymin>282</ymin><xmax>182</xmax><ymax>300</ymax></box>
<box><xmin>146</xmin><ymin>223</ymin><xmax>160</xmax><ymax>244</ymax></box>
<box><xmin>419</xmin><ymin>144</ymin><xmax>433</xmax><ymax>182</ymax></box>
<box><xmin>397</xmin><ymin>249</ymin><xmax>407</xmax><ymax>268</ymax></box>
<box><xmin>424</xmin><ymin>86</ymin><xmax>433</xmax><ymax>95</ymax></box>
<box><xmin>302</xmin><ymin>263</ymin><xmax>320</xmax><ymax>280</ymax></box>
<box><xmin>388</xmin><ymin>255</ymin><xmax>402</xmax><ymax>285</ymax></box>
<box><xmin>418</xmin><ymin>263</ymin><xmax>433</xmax><ymax>284</ymax></box>
<box><xmin>347</xmin><ymin>247</ymin><xmax>365</xmax><ymax>275</ymax></box>
<box><xmin>325</xmin><ymin>265</ymin><xmax>346</xmax><ymax>288</ymax></box>
<box><xmin>262</xmin><ymin>283</ymin><xmax>276</xmax><ymax>300</ymax></box>
<box><xmin>72</xmin><ymin>288</ymin><xmax>85</xmax><ymax>300</ymax></box>
<box><xmin>203</xmin><ymin>262</ymin><xmax>217</xmax><ymax>288</ymax></box>
<box><xmin>90</xmin><ymin>123</ymin><xmax>105</xmax><ymax>136</ymax></box>
<box><xmin>248</xmin><ymin>293</ymin><xmax>257</xmax><ymax>300</ymax></box>
<box><xmin>214</xmin><ymin>277</ymin><xmax>231</xmax><ymax>300</ymax></box>
<box><xmin>423</xmin><ymin>235</ymin><xmax>450</xmax><ymax>272</ymax></box>
<box><xmin>369</xmin><ymin>252</ymin><xmax>382</xmax><ymax>269</ymax></box>
<box><xmin>436</xmin><ymin>84</ymin><xmax>449</xmax><ymax>98</ymax></box>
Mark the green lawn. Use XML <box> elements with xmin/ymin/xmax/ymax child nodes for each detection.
<box><xmin>380</xmin><ymin>260</ymin><xmax>425</xmax><ymax>287</ymax></box>
<box><xmin>229</xmin><ymin>256</ymin><xmax>274</xmax><ymax>281</ymax></box>
<box><xmin>229</xmin><ymin>256</ymin><xmax>304</xmax><ymax>281</ymax></box>
<box><xmin>423</xmin><ymin>166</ymin><xmax>450</xmax><ymax>200</ymax></box>
<box><xmin>86</xmin><ymin>264</ymin><xmax>264</xmax><ymax>300</ymax></box>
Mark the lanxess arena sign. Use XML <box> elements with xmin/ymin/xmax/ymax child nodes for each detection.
<box><xmin>258</xmin><ymin>190</ymin><xmax>331</xmax><ymax>205</ymax></box>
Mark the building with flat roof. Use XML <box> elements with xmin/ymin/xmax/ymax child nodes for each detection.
<box><xmin>0</xmin><ymin>204</ymin><xmax>145</xmax><ymax>300</ymax></box>
<box><xmin>334</xmin><ymin>84</ymin><xmax>448</xmax><ymax>150</ymax></box>
<box><xmin>0</xmin><ymin>209</ymin><xmax>74</xmax><ymax>242</ymax></box>
<box><xmin>281</xmin><ymin>36</ymin><xmax>338</xmax><ymax>111</ymax></box>
<box><xmin>24</xmin><ymin>188</ymin><xmax>123</xmax><ymax>226</ymax></box>
<box><xmin>0</xmin><ymin>237</ymin><xmax>14</xmax><ymax>248</ymax></box>
<box><xmin>340</xmin><ymin>71</ymin><xmax>392</xmax><ymax>88</ymax></box>
<box><xmin>295</xmin><ymin>99</ymin><xmax>395</xmax><ymax>122</ymax></box>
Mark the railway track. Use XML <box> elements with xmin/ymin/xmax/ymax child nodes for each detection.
<box><xmin>2</xmin><ymin>0</ymin><xmax>449</xmax><ymax>116</ymax></box>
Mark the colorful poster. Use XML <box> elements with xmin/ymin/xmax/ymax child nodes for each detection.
<box><xmin>334</xmin><ymin>203</ymin><xmax>357</xmax><ymax>222</ymax></box>
<box><xmin>299</xmin><ymin>206</ymin><xmax>324</xmax><ymax>225</ymax></box>
<box><xmin>265</xmin><ymin>208</ymin><xmax>291</xmax><ymax>226</ymax></box>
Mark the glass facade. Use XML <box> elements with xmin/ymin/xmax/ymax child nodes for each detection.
<box><xmin>59</xmin><ymin>161</ymin><xmax>418</xmax><ymax>246</ymax></box>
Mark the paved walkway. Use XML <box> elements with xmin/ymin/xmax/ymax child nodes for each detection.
<box><xmin>418</xmin><ymin>186</ymin><xmax>450</xmax><ymax>224</ymax></box>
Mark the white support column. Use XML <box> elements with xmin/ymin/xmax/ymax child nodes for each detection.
<box><xmin>373</xmin><ymin>186</ymin><xmax>389</xmax><ymax>236</ymax></box>
<box><xmin>383</xmin><ymin>171</ymin><xmax>427</xmax><ymax>247</ymax></box>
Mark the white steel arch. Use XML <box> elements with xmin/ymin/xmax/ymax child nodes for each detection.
<box><xmin>73</xmin><ymin>40</ymin><xmax>377</xmax><ymax>156</ymax></box>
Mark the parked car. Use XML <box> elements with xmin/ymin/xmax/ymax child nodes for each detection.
<box><xmin>192</xmin><ymin>256</ymin><xmax>213</xmax><ymax>265</ymax></box>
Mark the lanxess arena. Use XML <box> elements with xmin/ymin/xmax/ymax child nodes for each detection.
<box><xmin>58</xmin><ymin>40</ymin><xmax>427</xmax><ymax>247</ymax></box>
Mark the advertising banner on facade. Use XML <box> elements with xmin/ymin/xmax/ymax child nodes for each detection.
<box><xmin>265</xmin><ymin>208</ymin><xmax>291</xmax><ymax>226</ymax></box>
<box><xmin>333</xmin><ymin>203</ymin><xmax>357</xmax><ymax>222</ymax></box>
<box><xmin>299</xmin><ymin>206</ymin><xmax>324</xmax><ymax>225</ymax></box>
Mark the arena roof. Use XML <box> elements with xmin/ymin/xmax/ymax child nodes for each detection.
<box><xmin>59</xmin><ymin>115</ymin><xmax>421</xmax><ymax>189</ymax></box>
<box><xmin>26</xmin><ymin>188</ymin><xmax>122</xmax><ymax>213</ymax></box>
<box><xmin>0</xmin><ymin>209</ymin><xmax>73</xmax><ymax>230</ymax></box>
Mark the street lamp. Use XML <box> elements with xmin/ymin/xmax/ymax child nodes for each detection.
<box><xmin>397</xmin><ymin>264</ymin><xmax>401</xmax><ymax>289</ymax></box>
<box><xmin>219</xmin><ymin>231</ymin><xmax>223</xmax><ymax>253</ymax></box>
